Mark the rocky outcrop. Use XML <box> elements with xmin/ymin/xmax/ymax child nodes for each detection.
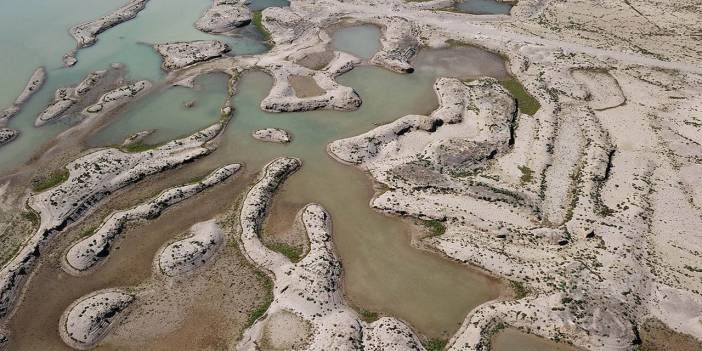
<box><xmin>252</xmin><ymin>128</ymin><xmax>291</xmax><ymax>143</ymax></box>
<box><xmin>0</xmin><ymin>129</ymin><xmax>19</xmax><ymax>147</ymax></box>
<box><xmin>156</xmin><ymin>219</ymin><xmax>224</xmax><ymax>277</ymax></box>
<box><xmin>237</xmin><ymin>160</ymin><xmax>424</xmax><ymax>349</ymax></box>
<box><xmin>259</xmin><ymin>51</ymin><xmax>362</xmax><ymax>112</ymax></box>
<box><xmin>0</xmin><ymin>67</ymin><xmax>45</xmax><ymax>126</ymax></box>
<box><xmin>330</xmin><ymin>77</ymin><xmax>516</xmax><ymax>173</ymax></box>
<box><xmin>64</xmin><ymin>164</ymin><xmax>239</xmax><ymax>274</ymax></box>
<box><xmin>83</xmin><ymin>80</ymin><xmax>151</xmax><ymax>115</ymax></box>
<box><xmin>195</xmin><ymin>0</ymin><xmax>251</xmax><ymax>34</ymax></box>
<box><xmin>59</xmin><ymin>289</ymin><xmax>134</xmax><ymax>350</ymax></box>
<box><xmin>65</xmin><ymin>0</ymin><xmax>149</xmax><ymax>66</ymax></box>
<box><xmin>0</xmin><ymin>122</ymin><xmax>224</xmax><ymax>322</ymax></box>
<box><xmin>370</xmin><ymin>17</ymin><xmax>419</xmax><ymax>73</ymax></box>
<box><xmin>154</xmin><ymin>41</ymin><xmax>230</xmax><ymax>71</ymax></box>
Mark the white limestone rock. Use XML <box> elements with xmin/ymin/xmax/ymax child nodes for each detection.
<box><xmin>154</xmin><ymin>41</ymin><xmax>230</xmax><ymax>71</ymax></box>
<box><xmin>156</xmin><ymin>219</ymin><xmax>224</xmax><ymax>277</ymax></box>
<box><xmin>69</xmin><ymin>0</ymin><xmax>149</xmax><ymax>48</ymax></box>
<box><xmin>0</xmin><ymin>128</ymin><xmax>19</xmax><ymax>147</ymax></box>
<box><xmin>59</xmin><ymin>289</ymin><xmax>134</xmax><ymax>350</ymax></box>
<box><xmin>195</xmin><ymin>0</ymin><xmax>251</xmax><ymax>34</ymax></box>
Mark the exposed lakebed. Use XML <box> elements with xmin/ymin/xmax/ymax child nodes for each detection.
<box><xmin>1</xmin><ymin>10</ymin><xmax>564</xmax><ymax>351</ymax></box>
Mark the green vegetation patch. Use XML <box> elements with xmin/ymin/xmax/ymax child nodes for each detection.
<box><xmin>423</xmin><ymin>338</ymin><xmax>448</xmax><ymax>351</ymax></box>
<box><xmin>247</xmin><ymin>271</ymin><xmax>274</xmax><ymax>326</ymax></box>
<box><xmin>358</xmin><ymin>309</ymin><xmax>379</xmax><ymax>323</ymax></box>
<box><xmin>509</xmin><ymin>280</ymin><xmax>529</xmax><ymax>299</ymax></box>
<box><xmin>31</xmin><ymin>168</ymin><xmax>69</xmax><ymax>192</ymax></box>
<box><xmin>420</xmin><ymin>219</ymin><xmax>447</xmax><ymax>237</ymax></box>
<box><xmin>121</xmin><ymin>141</ymin><xmax>160</xmax><ymax>153</ymax></box>
<box><xmin>500</xmin><ymin>79</ymin><xmax>541</xmax><ymax>116</ymax></box>
<box><xmin>518</xmin><ymin>165</ymin><xmax>534</xmax><ymax>184</ymax></box>
<box><xmin>21</xmin><ymin>210</ymin><xmax>40</xmax><ymax>227</ymax></box>
<box><xmin>252</xmin><ymin>11</ymin><xmax>272</xmax><ymax>43</ymax></box>
<box><xmin>267</xmin><ymin>242</ymin><xmax>303</xmax><ymax>262</ymax></box>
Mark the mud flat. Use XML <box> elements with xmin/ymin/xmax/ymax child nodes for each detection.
<box><xmin>64</xmin><ymin>164</ymin><xmax>239</xmax><ymax>274</ymax></box>
<box><xmin>195</xmin><ymin>0</ymin><xmax>251</xmax><ymax>34</ymax></box>
<box><xmin>59</xmin><ymin>288</ymin><xmax>134</xmax><ymax>350</ymax></box>
<box><xmin>65</xmin><ymin>0</ymin><xmax>150</xmax><ymax>66</ymax></box>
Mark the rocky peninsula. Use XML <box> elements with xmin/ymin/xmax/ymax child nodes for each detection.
<box><xmin>0</xmin><ymin>67</ymin><xmax>45</xmax><ymax>125</ymax></box>
<box><xmin>59</xmin><ymin>289</ymin><xmax>134</xmax><ymax>350</ymax></box>
<box><xmin>65</xmin><ymin>0</ymin><xmax>150</xmax><ymax>66</ymax></box>
<box><xmin>35</xmin><ymin>67</ymin><xmax>141</xmax><ymax>127</ymax></box>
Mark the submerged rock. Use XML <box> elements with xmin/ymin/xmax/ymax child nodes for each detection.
<box><xmin>252</xmin><ymin>128</ymin><xmax>291</xmax><ymax>143</ymax></box>
<box><xmin>0</xmin><ymin>67</ymin><xmax>45</xmax><ymax>125</ymax></box>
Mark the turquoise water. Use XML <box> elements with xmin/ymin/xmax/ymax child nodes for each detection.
<box><xmin>331</xmin><ymin>24</ymin><xmax>382</xmax><ymax>59</ymax></box>
<box><xmin>454</xmin><ymin>0</ymin><xmax>513</xmax><ymax>15</ymax></box>
<box><xmin>89</xmin><ymin>73</ymin><xmax>229</xmax><ymax>146</ymax></box>
<box><xmin>0</xmin><ymin>0</ymin><xmax>268</xmax><ymax>171</ymax></box>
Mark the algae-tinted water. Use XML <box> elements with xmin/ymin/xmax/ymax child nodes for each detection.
<box><xmin>331</xmin><ymin>24</ymin><xmax>382</xmax><ymax>59</ymax></box>
<box><xmin>455</xmin><ymin>0</ymin><xmax>513</xmax><ymax>15</ymax></box>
